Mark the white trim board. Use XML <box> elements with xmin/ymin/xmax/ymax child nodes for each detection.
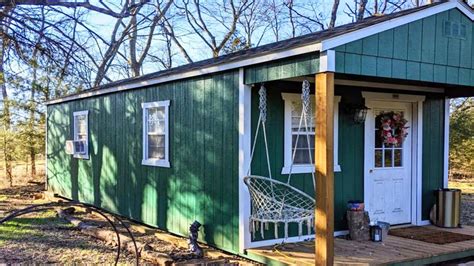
<box><xmin>335</xmin><ymin>79</ymin><xmax>445</xmax><ymax>93</ymax></box>
<box><xmin>238</xmin><ymin>68</ymin><xmax>252</xmax><ymax>253</ymax></box>
<box><xmin>444</xmin><ymin>98</ymin><xmax>450</xmax><ymax>188</ymax></box>
<box><xmin>45</xmin><ymin>0</ymin><xmax>469</xmax><ymax>105</ymax></box>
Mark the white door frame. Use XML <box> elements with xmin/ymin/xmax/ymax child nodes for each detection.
<box><xmin>362</xmin><ymin>92</ymin><xmax>426</xmax><ymax>226</ymax></box>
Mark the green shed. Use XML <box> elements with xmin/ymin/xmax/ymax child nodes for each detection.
<box><xmin>46</xmin><ymin>0</ymin><xmax>474</xmax><ymax>263</ymax></box>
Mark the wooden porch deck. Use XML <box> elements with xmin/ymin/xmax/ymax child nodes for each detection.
<box><xmin>247</xmin><ymin>225</ymin><xmax>474</xmax><ymax>265</ymax></box>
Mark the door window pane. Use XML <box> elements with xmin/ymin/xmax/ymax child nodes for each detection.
<box><xmin>384</xmin><ymin>149</ymin><xmax>393</xmax><ymax>167</ymax></box>
<box><xmin>394</xmin><ymin>149</ymin><xmax>402</xmax><ymax>167</ymax></box>
<box><xmin>375</xmin><ymin>150</ymin><xmax>383</xmax><ymax>168</ymax></box>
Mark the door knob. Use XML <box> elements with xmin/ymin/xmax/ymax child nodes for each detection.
<box><xmin>369</xmin><ymin>169</ymin><xmax>374</xmax><ymax>173</ymax></box>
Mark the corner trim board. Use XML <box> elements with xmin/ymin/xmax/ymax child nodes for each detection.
<box><xmin>238</xmin><ymin>68</ymin><xmax>252</xmax><ymax>252</ymax></box>
<box><xmin>444</xmin><ymin>98</ymin><xmax>450</xmax><ymax>188</ymax></box>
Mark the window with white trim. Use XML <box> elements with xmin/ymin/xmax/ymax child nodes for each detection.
<box><xmin>73</xmin><ymin>110</ymin><xmax>89</xmax><ymax>159</ymax></box>
<box><xmin>281</xmin><ymin>93</ymin><xmax>341</xmax><ymax>174</ymax></box>
<box><xmin>142</xmin><ymin>100</ymin><xmax>170</xmax><ymax>167</ymax></box>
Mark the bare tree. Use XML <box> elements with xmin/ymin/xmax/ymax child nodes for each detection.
<box><xmin>238</xmin><ymin>0</ymin><xmax>269</xmax><ymax>48</ymax></box>
<box><xmin>329</xmin><ymin>0</ymin><xmax>340</xmax><ymax>28</ymax></box>
<box><xmin>128</xmin><ymin>0</ymin><xmax>174</xmax><ymax>76</ymax></box>
<box><xmin>0</xmin><ymin>6</ymin><xmax>13</xmax><ymax>185</ymax></box>
<box><xmin>180</xmin><ymin>0</ymin><xmax>251</xmax><ymax>57</ymax></box>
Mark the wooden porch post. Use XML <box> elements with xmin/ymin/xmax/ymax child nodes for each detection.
<box><xmin>315</xmin><ymin>72</ymin><xmax>335</xmax><ymax>265</ymax></box>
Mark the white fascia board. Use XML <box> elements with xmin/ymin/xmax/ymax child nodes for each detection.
<box><xmin>46</xmin><ymin>43</ymin><xmax>321</xmax><ymax>105</ymax></box>
<box><xmin>319</xmin><ymin>50</ymin><xmax>336</xmax><ymax>72</ymax></box>
<box><xmin>321</xmin><ymin>1</ymin><xmax>471</xmax><ymax>51</ymax></box>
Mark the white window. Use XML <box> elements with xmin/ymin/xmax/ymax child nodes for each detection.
<box><xmin>281</xmin><ymin>93</ymin><xmax>341</xmax><ymax>174</ymax></box>
<box><xmin>73</xmin><ymin>110</ymin><xmax>89</xmax><ymax>159</ymax></box>
<box><xmin>142</xmin><ymin>100</ymin><xmax>170</xmax><ymax>167</ymax></box>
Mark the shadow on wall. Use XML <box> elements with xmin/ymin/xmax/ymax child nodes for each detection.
<box><xmin>47</xmin><ymin>71</ymin><xmax>239</xmax><ymax>252</ymax></box>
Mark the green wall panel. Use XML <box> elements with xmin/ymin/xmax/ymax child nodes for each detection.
<box><xmin>47</xmin><ymin>71</ymin><xmax>240</xmax><ymax>253</ymax></box>
<box><xmin>335</xmin><ymin>9</ymin><xmax>474</xmax><ymax>87</ymax></box>
<box><xmin>422</xmin><ymin>97</ymin><xmax>446</xmax><ymax>221</ymax></box>
<box><xmin>244</xmin><ymin>53</ymin><xmax>320</xmax><ymax>84</ymax></box>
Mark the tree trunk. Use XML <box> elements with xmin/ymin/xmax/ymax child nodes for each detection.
<box><xmin>329</xmin><ymin>0</ymin><xmax>340</xmax><ymax>29</ymax></box>
<box><xmin>0</xmin><ymin>27</ymin><xmax>13</xmax><ymax>187</ymax></box>
<box><xmin>29</xmin><ymin>51</ymin><xmax>38</xmax><ymax>180</ymax></box>
<box><xmin>357</xmin><ymin>0</ymin><xmax>368</xmax><ymax>21</ymax></box>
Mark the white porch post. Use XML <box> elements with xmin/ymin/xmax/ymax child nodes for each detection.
<box><xmin>238</xmin><ymin>68</ymin><xmax>252</xmax><ymax>253</ymax></box>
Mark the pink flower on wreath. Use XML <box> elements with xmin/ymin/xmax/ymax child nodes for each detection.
<box><xmin>393</xmin><ymin>114</ymin><xmax>401</xmax><ymax>121</ymax></box>
<box><xmin>387</xmin><ymin>137</ymin><xmax>398</xmax><ymax>144</ymax></box>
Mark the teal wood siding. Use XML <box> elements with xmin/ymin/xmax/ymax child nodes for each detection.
<box><xmin>244</xmin><ymin>53</ymin><xmax>320</xmax><ymax>84</ymax></box>
<box><xmin>335</xmin><ymin>9</ymin><xmax>474</xmax><ymax>86</ymax></box>
<box><xmin>47</xmin><ymin>71</ymin><xmax>240</xmax><ymax>253</ymax></box>
<box><xmin>334</xmin><ymin>89</ymin><xmax>365</xmax><ymax>231</ymax></box>
<box><xmin>249</xmin><ymin>84</ymin><xmax>363</xmax><ymax>240</ymax></box>
<box><xmin>422</xmin><ymin>97</ymin><xmax>446</xmax><ymax>220</ymax></box>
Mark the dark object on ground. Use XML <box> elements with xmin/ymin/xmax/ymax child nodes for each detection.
<box><xmin>346</xmin><ymin>210</ymin><xmax>370</xmax><ymax>241</ymax></box>
<box><xmin>188</xmin><ymin>221</ymin><xmax>203</xmax><ymax>258</ymax></box>
<box><xmin>389</xmin><ymin>226</ymin><xmax>474</xmax><ymax>244</ymax></box>
<box><xmin>0</xmin><ymin>201</ymin><xmax>139</xmax><ymax>266</ymax></box>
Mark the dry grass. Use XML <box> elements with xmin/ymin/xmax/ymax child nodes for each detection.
<box><xmin>449</xmin><ymin>178</ymin><xmax>474</xmax><ymax>195</ymax></box>
<box><xmin>0</xmin><ymin>160</ymin><xmax>45</xmax><ymax>189</ymax></box>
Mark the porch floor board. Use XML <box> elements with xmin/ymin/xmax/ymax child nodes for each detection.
<box><xmin>247</xmin><ymin>225</ymin><xmax>474</xmax><ymax>265</ymax></box>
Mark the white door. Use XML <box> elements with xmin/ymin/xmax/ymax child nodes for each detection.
<box><xmin>365</xmin><ymin>101</ymin><xmax>412</xmax><ymax>225</ymax></box>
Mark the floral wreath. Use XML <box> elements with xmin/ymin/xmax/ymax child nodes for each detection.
<box><xmin>379</xmin><ymin>111</ymin><xmax>409</xmax><ymax>146</ymax></box>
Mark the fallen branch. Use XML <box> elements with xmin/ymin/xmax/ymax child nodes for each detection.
<box><xmin>56</xmin><ymin>208</ymin><xmax>173</xmax><ymax>266</ymax></box>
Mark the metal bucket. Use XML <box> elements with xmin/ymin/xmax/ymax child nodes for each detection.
<box><xmin>431</xmin><ymin>188</ymin><xmax>461</xmax><ymax>228</ymax></box>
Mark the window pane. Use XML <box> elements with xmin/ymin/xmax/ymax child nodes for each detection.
<box><xmin>394</xmin><ymin>149</ymin><xmax>402</xmax><ymax>167</ymax></box>
<box><xmin>292</xmin><ymin>149</ymin><xmax>314</xmax><ymax>164</ymax></box>
<box><xmin>292</xmin><ymin>134</ymin><xmax>315</xmax><ymax>149</ymax></box>
<box><xmin>375</xmin><ymin>129</ymin><xmax>383</xmax><ymax>148</ymax></box>
<box><xmin>291</xmin><ymin>100</ymin><xmax>315</xmax><ymax>131</ymax></box>
<box><xmin>375</xmin><ymin>150</ymin><xmax>383</xmax><ymax>168</ymax></box>
<box><xmin>76</xmin><ymin>115</ymin><xmax>87</xmax><ymax>135</ymax></box>
<box><xmin>148</xmin><ymin>107</ymin><xmax>165</xmax><ymax>134</ymax></box>
<box><xmin>148</xmin><ymin>135</ymin><xmax>165</xmax><ymax>159</ymax></box>
<box><xmin>384</xmin><ymin>149</ymin><xmax>393</xmax><ymax>167</ymax></box>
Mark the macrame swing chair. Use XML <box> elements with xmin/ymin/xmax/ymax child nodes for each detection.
<box><xmin>244</xmin><ymin>80</ymin><xmax>315</xmax><ymax>239</ymax></box>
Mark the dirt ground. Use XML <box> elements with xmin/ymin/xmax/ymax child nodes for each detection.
<box><xmin>450</xmin><ymin>179</ymin><xmax>474</xmax><ymax>226</ymax></box>
<box><xmin>0</xmin><ymin>161</ymin><xmax>472</xmax><ymax>264</ymax></box>
<box><xmin>0</xmin><ymin>164</ymin><xmax>256</xmax><ymax>265</ymax></box>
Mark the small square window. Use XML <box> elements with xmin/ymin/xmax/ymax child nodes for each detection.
<box><xmin>444</xmin><ymin>20</ymin><xmax>467</xmax><ymax>39</ymax></box>
<box><xmin>142</xmin><ymin>100</ymin><xmax>170</xmax><ymax>167</ymax></box>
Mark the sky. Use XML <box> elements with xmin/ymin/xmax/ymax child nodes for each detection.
<box><xmin>69</xmin><ymin>0</ymin><xmax>474</xmax><ymax>81</ymax></box>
